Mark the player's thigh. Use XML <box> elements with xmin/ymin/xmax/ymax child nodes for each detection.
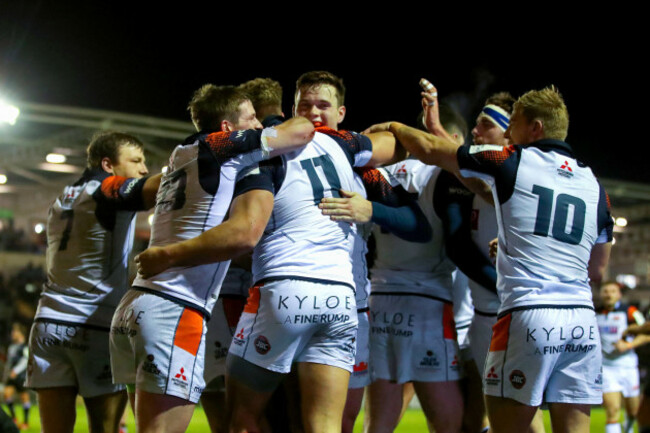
<box><xmin>414</xmin><ymin>380</ymin><xmax>463</xmax><ymax>433</ymax></box>
<box><xmin>200</xmin><ymin>390</ymin><xmax>226</xmax><ymax>433</ymax></box>
<box><xmin>135</xmin><ymin>389</ymin><xmax>196</xmax><ymax>433</ymax></box>
<box><xmin>485</xmin><ymin>395</ymin><xmax>538</xmax><ymax>433</ymax></box>
<box><xmin>547</xmin><ymin>403</ymin><xmax>591</xmax><ymax>433</ymax></box>
<box><xmin>37</xmin><ymin>386</ymin><xmax>77</xmax><ymax>433</ymax></box>
<box><xmin>298</xmin><ymin>362</ymin><xmax>350</xmax><ymax>433</ymax></box>
<box><xmin>83</xmin><ymin>390</ymin><xmax>128</xmax><ymax>433</ymax></box>
<box><xmin>365</xmin><ymin>379</ymin><xmax>406</xmax><ymax>433</ymax></box>
<box><xmin>602</xmin><ymin>391</ymin><xmax>622</xmax><ymax>420</ymax></box>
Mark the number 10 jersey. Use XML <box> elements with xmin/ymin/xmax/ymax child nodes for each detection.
<box><xmin>457</xmin><ymin>139</ymin><xmax>613</xmax><ymax>313</ymax></box>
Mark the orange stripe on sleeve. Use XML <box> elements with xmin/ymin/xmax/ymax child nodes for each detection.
<box><xmin>173</xmin><ymin>308</ymin><xmax>204</xmax><ymax>356</ymax></box>
<box><xmin>443</xmin><ymin>303</ymin><xmax>457</xmax><ymax>340</ymax></box>
<box><xmin>243</xmin><ymin>284</ymin><xmax>262</xmax><ymax>314</ymax></box>
<box><xmin>489</xmin><ymin>314</ymin><xmax>512</xmax><ymax>352</ymax></box>
<box><xmin>628</xmin><ymin>306</ymin><xmax>639</xmax><ymax>322</ymax></box>
<box><xmin>101</xmin><ymin>176</ymin><xmax>128</xmax><ymax>199</ymax></box>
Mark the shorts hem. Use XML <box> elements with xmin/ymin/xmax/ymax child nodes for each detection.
<box><xmin>295</xmin><ymin>357</ymin><xmax>353</xmax><ymax>373</ymax></box>
<box><xmin>136</xmin><ymin>382</ymin><xmax>200</xmax><ymax>404</ymax></box>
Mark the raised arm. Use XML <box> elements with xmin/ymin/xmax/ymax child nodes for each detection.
<box><xmin>135</xmin><ymin>189</ymin><xmax>273</xmax><ymax>278</ymax></box>
<box><xmin>363</xmin><ymin>131</ymin><xmax>407</xmax><ymax>167</ymax></box>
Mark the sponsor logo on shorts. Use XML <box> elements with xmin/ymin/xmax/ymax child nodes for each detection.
<box><xmin>254</xmin><ymin>336</ymin><xmax>271</xmax><ymax>355</ymax></box>
<box><xmin>96</xmin><ymin>364</ymin><xmax>113</xmax><ymax>382</ymax></box>
<box><xmin>284</xmin><ymin>313</ymin><xmax>351</xmax><ymax>324</ymax></box>
<box><xmin>171</xmin><ymin>367</ymin><xmax>189</xmax><ymax>389</ymax></box>
<box><xmin>213</xmin><ymin>341</ymin><xmax>228</xmax><ymax>359</ymax></box>
<box><xmin>419</xmin><ymin>350</ymin><xmax>440</xmax><ymax>368</ymax></box>
<box><xmin>450</xmin><ymin>355</ymin><xmax>459</xmax><ymax>371</ymax></box>
<box><xmin>232</xmin><ymin>328</ymin><xmax>246</xmax><ymax>347</ymax></box>
<box><xmin>193</xmin><ymin>385</ymin><xmax>205</xmax><ymax>394</ymax></box>
<box><xmin>527</xmin><ymin>325</ymin><xmax>597</xmax><ymax>355</ymax></box>
<box><xmin>38</xmin><ymin>336</ymin><xmax>90</xmax><ymax>352</ymax></box>
<box><xmin>353</xmin><ymin>362</ymin><xmax>368</xmax><ymax>374</ymax></box>
<box><xmin>485</xmin><ymin>367</ymin><xmax>499</xmax><ymax>386</ymax></box>
<box><xmin>143</xmin><ymin>354</ymin><xmax>162</xmax><ymax>375</ymax></box>
<box><xmin>509</xmin><ymin>370</ymin><xmax>526</xmax><ymax>389</ymax></box>
<box><xmin>370</xmin><ymin>311</ymin><xmax>415</xmax><ymax>337</ymax></box>
<box><xmin>111</xmin><ymin>326</ymin><xmax>138</xmax><ymax>337</ymax></box>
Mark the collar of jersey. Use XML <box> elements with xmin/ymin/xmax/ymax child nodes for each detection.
<box><xmin>526</xmin><ymin>139</ymin><xmax>574</xmax><ymax>158</ymax></box>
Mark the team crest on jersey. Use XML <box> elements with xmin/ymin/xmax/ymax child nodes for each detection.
<box><xmin>557</xmin><ymin>160</ymin><xmax>574</xmax><ymax>178</ymax></box>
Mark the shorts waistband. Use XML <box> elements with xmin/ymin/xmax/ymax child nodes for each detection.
<box><xmin>131</xmin><ymin>286</ymin><xmax>210</xmax><ymax>319</ymax></box>
<box><xmin>474</xmin><ymin>309</ymin><xmax>498</xmax><ymax>317</ymax></box>
<box><xmin>33</xmin><ymin>318</ymin><xmax>110</xmax><ymax>333</ymax></box>
<box><xmin>498</xmin><ymin>304</ymin><xmax>595</xmax><ymax>319</ymax></box>
<box><xmin>255</xmin><ymin>276</ymin><xmax>355</xmax><ymax>293</ymax></box>
<box><xmin>370</xmin><ymin>291</ymin><xmax>452</xmax><ymax>304</ymax></box>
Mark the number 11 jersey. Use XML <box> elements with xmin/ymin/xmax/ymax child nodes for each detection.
<box><xmin>457</xmin><ymin>139</ymin><xmax>613</xmax><ymax>313</ymax></box>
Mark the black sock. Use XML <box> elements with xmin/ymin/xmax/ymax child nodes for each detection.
<box><xmin>6</xmin><ymin>401</ymin><xmax>15</xmax><ymax>420</ymax></box>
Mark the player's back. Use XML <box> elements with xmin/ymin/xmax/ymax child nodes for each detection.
<box><xmin>37</xmin><ymin>169</ymin><xmax>137</xmax><ymax>327</ymax></box>
<box><xmin>496</xmin><ymin>143</ymin><xmax>609</xmax><ymax>309</ymax></box>
<box><xmin>248</xmin><ymin>128</ymin><xmax>371</xmax><ymax>289</ymax></box>
<box><xmin>134</xmin><ymin>129</ymin><xmax>268</xmax><ymax>316</ymax></box>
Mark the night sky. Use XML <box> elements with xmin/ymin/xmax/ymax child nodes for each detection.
<box><xmin>1</xmin><ymin>3</ymin><xmax>642</xmax><ymax>182</ymax></box>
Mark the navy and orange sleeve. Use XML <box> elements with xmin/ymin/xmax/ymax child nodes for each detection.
<box><xmin>233</xmin><ymin>157</ymin><xmax>284</xmax><ymax>198</ymax></box>
<box><xmin>356</xmin><ymin>167</ymin><xmax>432</xmax><ymax>243</ymax></box>
<box><xmin>97</xmin><ymin>175</ymin><xmax>148</xmax><ymax>211</ymax></box>
<box><xmin>457</xmin><ymin>144</ymin><xmax>521</xmax><ymax>204</ymax></box>
<box><xmin>318</xmin><ymin>127</ymin><xmax>372</xmax><ymax>167</ymax></box>
<box><xmin>203</xmin><ymin>129</ymin><xmax>264</xmax><ymax>162</ymax></box>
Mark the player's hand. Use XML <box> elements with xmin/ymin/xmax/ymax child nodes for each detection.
<box><xmin>489</xmin><ymin>238</ymin><xmax>498</xmax><ymax>261</ymax></box>
<box><xmin>614</xmin><ymin>339</ymin><xmax>632</xmax><ymax>353</ymax></box>
<box><xmin>362</xmin><ymin>122</ymin><xmax>393</xmax><ymax>135</ymax></box>
<box><xmin>319</xmin><ymin>189</ymin><xmax>373</xmax><ymax>223</ymax></box>
<box><xmin>623</xmin><ymin>324</ymin><xmax>640</xmax><ymax>338</ymax></box>
<box><xmin>420</xmin><ymin>79</ymin><xmax>442</xmax><ymax>134</ymax></box>
<box><xmin>135</xmin><ymin>246</ymin><xmax>173</xmax><ymax>279</ymax></box>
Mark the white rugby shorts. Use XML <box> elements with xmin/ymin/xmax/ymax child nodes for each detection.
<box><xmin>228</xmin><ymin>279</ymin><xmax>357</xmax><ymax>373</ymax></box>
<box><xmin>483</xmin><ymin>307</ymin><xmax>602</xmax><ymax>406</ymax></box>
<box><xmin>468</xmin><ymin>312</ymin><xmax>497</xmax><ymax>372</ymax></box>
<box><xmin>349</xmin><ymin>310</ymin><xmax>371</xmax><ymax>389</ymax></box>
<box><xmin>110</xmin><ymin>289</ymin><xmax>206</xmax><ymax>403</ymax></box>
<box><xmin>369</xmin><ymin>293</ymin><xmax>462</xmax><ymax>384</ymax></box>
<box><xmin>26</xmin><ymin>320</ymin><xmax>125</xmax><ymax>398</ymax></box>
<box><xmin>602</xmin><ymin>365</ymin><xmax>640</xmax><ymax>397</ymax></box>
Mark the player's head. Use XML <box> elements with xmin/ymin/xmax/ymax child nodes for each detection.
<box><xmin>471</xmin><ymin>92</ymin><xmax>515</xmax><ymax>146</ymax></box>
<box><xmin>239</xmin><ymin>78</ymin><xmax>283</xmax><ymax>122</ymax></box>
<box><xmin>600</xmin><ymin>281</ymin><xmax>622</xmax><ymax>308</ymax></box>
<box><xmin>11</xmin><ymin>322</ymin><xmax>27</xmax><ymax>343</ymax></box>
<box><xmin>86</xmin><ymin>131</ymin><xmax>148</xmax><ymax>179</ymax></box>
<box><xmin>188</xmin><ymin>84</ymin><xmax>262</xmax><ymax>133</ymax></box>
<box><xmin>293</xmin><ymin>71</ymin><xmax>346</xmax><ymax>129</ymax></box>
<box><xmin>507</xmin><ymin>86</ymin><xmax>569</xmax><ymax>145</ymax></box>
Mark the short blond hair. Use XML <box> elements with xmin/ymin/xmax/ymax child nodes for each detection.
<box><xmin>239</xmin><ymin>78</ymin><xmax>283</xmax><ymax>113</ymax></box>
<box><xmin>514</xmin><ymin>86</ymin><xmax>569</xmax><ymax>140</ymax></box>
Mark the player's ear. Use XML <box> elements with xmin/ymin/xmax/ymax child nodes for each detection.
<box><xmin>532</xmin><ymin>119</ymin><xmax>544</xmax><ymax>138</ymax></box>
<box><xmin>101</xmin><ymin>157</ymin><xmax>115</xmax><ymax>174</ymax></box>
<box><xmin>221</xmin><ymin>119</ymin><xmax>234</xmax><ymax>132</ymax></box>
<box><xmin>337</xmin><ymin>105</ymin><xmax>346</xmax><ymax>125</ymax></box>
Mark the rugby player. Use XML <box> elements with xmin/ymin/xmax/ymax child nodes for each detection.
<box><xmin>26</xmin><ymin>130</ymin><xmax>157</xmax><ymax>433</ymax></box>
<box><xmin>597</xmin><ymin>282</ymin><xmax>648</xmax><ymax>433</ymax></box>
<box><xmin>365</xmin><ymin>86</ymin><xmax>614</xmax><ymax>433</ymax></box>
<box><xmin>110</xmin><ymin>84</ymin><xmax>314</xmax><ymax>433</ymax></box>
<box><xmin>223</xmin><ymin>70</ymin><xmax>405</xmax><ymax>433</ymax></box>
<box><xmin>3</xmin><ymin>323</ymin><xmax>31</xmax><ymax>430</ymax></box>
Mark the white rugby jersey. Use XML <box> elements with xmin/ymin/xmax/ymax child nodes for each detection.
<box><xmin>133</xmin><ymin>128</ymin><xmax>271</xmax><ymax>316</ymax></box>
<box><xmin>468</xmin><ymin>195</ymin><xmax>500</xmax><ymax>314</ymax></box>
<box><xmin>371</xmin><ymin>160</ymin><xmax>455</xmax><ymax>301</ymax></box>
<box><xmin>597</xmin><ymin>302</ymin><xmax>645</xmax><ymax>367</ymax></box>
<box><xmin>458</xmin><ymin>140</ymin><xmax>613</xmax><ymax>313</ymax></box>
<box><xmin>36</xmin><ymin>169</ymin><xmax>148</xmax><ymax>328</ymax></box>
<box><xmin>233</xmin><ymin>127</ymin><xmax>372</xmax><ymax>290</ymax></box>
<box><xmin>350</xmin><ymin>173</ymin><xmax>371</xmax><ymax>310</ymax></box>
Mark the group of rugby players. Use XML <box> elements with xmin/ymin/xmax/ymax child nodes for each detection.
<box><xmin>20</xmin><ymin>69</ymin><xmax>648</xmax><ymax>433</ymax></box>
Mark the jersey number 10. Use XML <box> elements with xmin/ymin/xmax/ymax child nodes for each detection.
<box><xmin>532</xmin><ymin>185</ymin><xmax>586</xmax><ymax>245</ymax></box>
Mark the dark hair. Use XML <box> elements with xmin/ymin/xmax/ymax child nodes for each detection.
<box><xmin>86</xmin><ymin>131</ymin><xmax>144</xmax><ymax>170</ymax></box>
<box><xmin>485</xmin><ymin>92</ymin><xmax>516</xmax><ymax>115</ymax></box>
<box><xmin>188</xmin><ymin>84</ymin><xmax>249</xmax><ymax>131</ymax></box>
<box><xmin>416</xmin><ymin>103</ymin><xmax>468</xmax><ymax>139</ymax></box>
<box><xmin>295</xmin><ymin>71</ymin><xmax>346</xmax><ymax>106</ymax></box>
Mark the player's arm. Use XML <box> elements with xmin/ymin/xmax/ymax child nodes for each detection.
<box><xmin>320</xmin><ymin>167</ymin><xmax>432</xmax><ymax>243</ymax></box>
<box><xmin>135</xmin><ymin>189</ymin><xmax>273</xmax><ymax>279</ymax></box>
<box><xmin>265</xmin><ymin>116</ymin><xmax>315</xmax><ymax>157</ymax></box>
<box><xmin>624</xmin><ymin>322</ymin><xmax>650</xmax><ymax>337</ymax></box>
<box><xmin>589</xmin><ymin>185</ymin><xmax>614</xmax><ymax>284</ymax></box>
<box><xmin>587</xmin><ymin>242</ymin><xmax>611</xmax><ymax>284</ymax></box>
<box><xmin>363</xmin><ymin>131</ymin><xmax>407</xmax><ymax>167</ymax></box>
<box><xmin>364</xmin><ymin>122</ymin><xmax>460</xmax><ymax>174</ymax></box>
<box><xmin>99</xmin><ymin>173</ymin><xmax>162</xmax><ymax>211</ymax></box>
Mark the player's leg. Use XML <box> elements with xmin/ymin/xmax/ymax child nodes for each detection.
<box><xmin>365</xmin><ymin>379</ymin><xmax>406</xmax><ymax>433</ymax></box>
<box><xmin>298</xmin><ymin>362</ymin><xmax>350</xmax><ymax>433</ymax></box>
<box><xmin>18</xmin><ymin>390</ymin><xmax>31</xmax><ymax>428</ymax></box>
<box><xmin>225</xmin><ymin>355</ymin><xmax>281</xmax><ymax>433</ymax></box>
<box><xmin>37</xmin><ymin>387</ymin><xmax>78</xmax><ymax>433</ymax></box>
<box><xmin>623</xmin><ymin>395</ymin><xmax>640</xmax><ymax>433</ymax></box>
<box><xmin>547</xmin><ymin>403</ymin><xmax>590</xmax><ymax>433</ymax></box>
<box><xmin>342</xmin><ymin>387</ymin><xmax>364</xmax><ymax>433</ymax></box>
<box><xmin>485</xmin><ymin>395</ymin><xmax>538</xmax><ymax>433</ymax></box>
<box><xmin>603</xmin><ymin>391</ymin><xmax>622</xmax><ymax>432</ymax></box>
<box><xmin>83</xmin><ymin>390</ymin><xmax>128</xmax><ymax>433</ymax></box>
<box><xmin>461</xmin><ymin>359</ymin><xmax>488</xmax><ymax>433</ymax></box>
<box><xmin>414</xmin><ymin>380</ymin><xmax>463</xmax><ymax>433</ymax></box>
<box><xmin>201</xmin><ymin>389</ymin><xmax>227</xmax><ymax>433</ymax></box>
<box><xmin>3</xmin><ymin>385</ymin><xmax>17</xmax><ymax>421</ymax></box>
<box><xmin>134</xmin><ymin>390</ymin><xmax>195</xmax><ymax>433</ymax></box>
<box><xmin>528</xmin><ymin>409</ymin><xmax>545</xmax><ymax>433</ymax></box>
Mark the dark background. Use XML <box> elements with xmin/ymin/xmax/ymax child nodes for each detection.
<box><xmin>1</xmin><ymin>2</ymin><xmax>641</xmax><ymax>181</ymax></box>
